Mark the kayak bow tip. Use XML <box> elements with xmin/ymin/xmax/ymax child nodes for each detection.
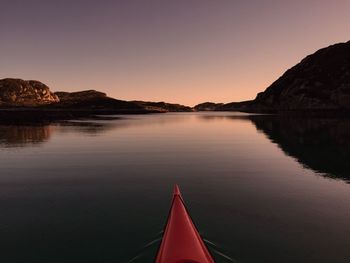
<box><xmin>173</xmin><ymin>184</ymin><xmax>181</xmax><ymax>197</ymax></box>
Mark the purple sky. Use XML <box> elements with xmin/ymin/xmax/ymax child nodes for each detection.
<box><xmin>1</xmin><ymin>0</ymin><xmax>350</xmax><ymax>105</ymax></box>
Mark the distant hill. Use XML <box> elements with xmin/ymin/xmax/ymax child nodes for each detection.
<box><xmin>132</xmin><ymin>101</ymin><xmax>193</xmax><ymax>112</ymax></box>
<box><xmin>53</xmin><ymin>90</ymin><xmax>143</xmax><ymax>110</ymax></box>
<box><xmin>194</xmin><ymin>102</ymin><xmax>223</xmax><ymax>111</ymax></box>
<box><xmin>196</xmin><ymin>41</ymin><xmax>350</xmax><ymax>113</ymax></box>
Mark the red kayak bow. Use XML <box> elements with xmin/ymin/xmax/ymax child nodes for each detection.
<box><xmin>156</xmin><ymin>185</ymin><xmax>215</xmax><ymax>263</ymax></box>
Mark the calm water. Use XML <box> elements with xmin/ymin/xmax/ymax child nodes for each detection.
<box><xmin>1</xmin><ymin>112</ymin><xmax>350</xmax><ymax>263</ymax></box>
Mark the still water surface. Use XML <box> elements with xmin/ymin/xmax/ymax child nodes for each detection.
<box><xmin>1</xmin><ymin>112</ymin><xmax>350</xmax><ymax>263</ymax></box>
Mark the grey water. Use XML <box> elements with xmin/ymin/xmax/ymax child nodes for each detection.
<box><xmin>1</xmin><ymin>112</ymin><xmax>350</xmax><ymax>263</ymax></box>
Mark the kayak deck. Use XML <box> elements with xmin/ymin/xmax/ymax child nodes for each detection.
<box><xmin>156</xmin><ymin>185</ymin><xmax>215</xmax><ymax>263</ymax></box>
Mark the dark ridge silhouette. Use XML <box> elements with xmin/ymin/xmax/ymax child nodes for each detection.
<box><xmin>193</xmin><ymin>102</ymin><xmax>224</xmax><ymax>111</ymax></box>
<box><xmin>132</xmin><ymin>101</ymin><xmax>193</xmax><ymax>112</ymax></box>
<box><xmin>251</xmin><ymin>41</ymin><xmax>350</xmax><ymax>112</ymax></box>
<box><xmin>195</xmin><ymin>41</ymin><xmax>350</xmax><ymax>114</ymax></box>
<box><xmin>51</xmin><ymin>90</ymin><xmax>144</xmax><ymax>111</ymax></box>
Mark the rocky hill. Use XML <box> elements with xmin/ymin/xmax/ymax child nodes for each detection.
<box><xmin>252</xmin><ymin>41</ymin><xmax>350</xmax><ymax>112</ymax></box>
<box><xmin>203</xmin><ymin>41</ymin><xmax>350</xmax><ymax>113</ymax></box>
<box><xmin>0</xmin><ymin>78</ymin><xmax>59</xmax><ymax>106</ymax></box>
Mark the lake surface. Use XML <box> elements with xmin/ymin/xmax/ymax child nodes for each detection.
<box><xmin>1</xmin><ymin>112</ymin><xmax>350</xmax><ymax>263</ymax></box>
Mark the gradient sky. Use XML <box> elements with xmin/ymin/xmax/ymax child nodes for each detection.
<box><xmin>1</xmin><ymin>0</ymin><xmax>350</xmax><ymax>105</ymax></box>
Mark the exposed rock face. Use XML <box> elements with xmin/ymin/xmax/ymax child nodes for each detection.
<box><xmin>194</xmin><ymin>102</ymin><xmax>223</xmax><ymax>111</ymax></box>
<box><xmin>0</xmin><ymin>78</ymin><xmax>59</xmax><ymax>106</ymax></box>
<box><xmin>132</xmin><ymin>101</ymin><xmax>193</xmax><ymax>112</ymax></box>
<box><xmin>215</xmin><ymin>41</ymin><xmax>350</xmax><ymax>113</ymax></box>
<box><xmin>253</xmin><ymin>41</ymin><xmax>350</xmax><ymax>111</ymax></box>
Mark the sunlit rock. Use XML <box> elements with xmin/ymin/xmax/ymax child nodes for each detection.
<box><xmin>0</xmin><ymin>78</ymin><xmax>59</xmax><ymax>106</ymax></box>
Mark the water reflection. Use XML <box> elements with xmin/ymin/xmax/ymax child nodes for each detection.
<box><xmin>0</xmin><ymin>125</ymin><xmax>52</xmax><ymax>147</ymax></box>
<box><xmin>56</xmin><ymin>120</ymin><xmax>119</xmax><ymax>135</ymax></box>
<box><xmin>1</xmin><ymin>114</ymin><xmax>350</xmax><ymax>182</ymax></box>
<box><xmin>248</xmin><ymin>116</ymin><xmax>350</xmax><ymax>182</ymax></box>
<box><xmin>0</xmin><ymin>121</ymin><xmax>116</xmax><ymax>147</ymax></box>
<box><xmin>1</xmin><ymin>113</ymin><xmax>350</xmax><ymax>263</ymax></box>
<box><xmin>196</xmin><ymin>113</ymin><xmax>350</xmax><ymax>182</ymax></box>
<box><xmin>0</xmin><ymin>114</ymin><xmax>188</xmax><ymax>148</ymax></box>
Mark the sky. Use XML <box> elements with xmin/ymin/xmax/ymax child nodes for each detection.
<box><xmin>1</xmin><ymin>0</ymin><xmax>350</xmax><ymax>106</ymax></box>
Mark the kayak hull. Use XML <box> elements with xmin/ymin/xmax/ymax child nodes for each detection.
<box><xmin>156</xmin><ymin>185</ymin><xmax>215</xmax><ymax>263</ymax></box>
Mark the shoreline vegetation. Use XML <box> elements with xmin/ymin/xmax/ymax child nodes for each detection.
<box><xmin>1</xmin><ymin>41</ymin><xmax>350</xmax><ymax>121</ymax></box>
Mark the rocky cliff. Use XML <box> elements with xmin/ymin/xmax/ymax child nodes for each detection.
<box><xmin>252</xmin><ymin>41</ymin><xmax>350</xmax><ymax>111</ymax></box>
<box><xmin>207</xmin><ymin>41</ymin><xmax>350</xmax><ymax>113</ymax></box>
<box><xmin>0</xmin><ymin>78</ymin><xmax>59</xmax><ymax>106</ymax></box>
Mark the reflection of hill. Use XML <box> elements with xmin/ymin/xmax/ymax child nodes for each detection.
<box><xmin>0</xmin><ymin>120</ymin><xmax>118</xmax><ymax>147</ymax></box>
<box><xmin>196</xmin><ymin>113</ymin><xmax>253</xmax><ymax>121</ymax></box>
<box><xmin>55</xmin><ymin>120</ymin><xmax>119</xmax><ymax>135</ymax></box>
<box><xmin>0</xmin><ymin>125</ymin><xmax>52</xmax><ymax>147</ymax></box>
<box><xmin>249</xmin><ymin>116</ymin><xmax>350</xmax><ymax>182</ymax></box>
<box><xmin>0</xmin><ymin>114</ymin><xmax>188</xmax><ymax>148</ymax></box>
